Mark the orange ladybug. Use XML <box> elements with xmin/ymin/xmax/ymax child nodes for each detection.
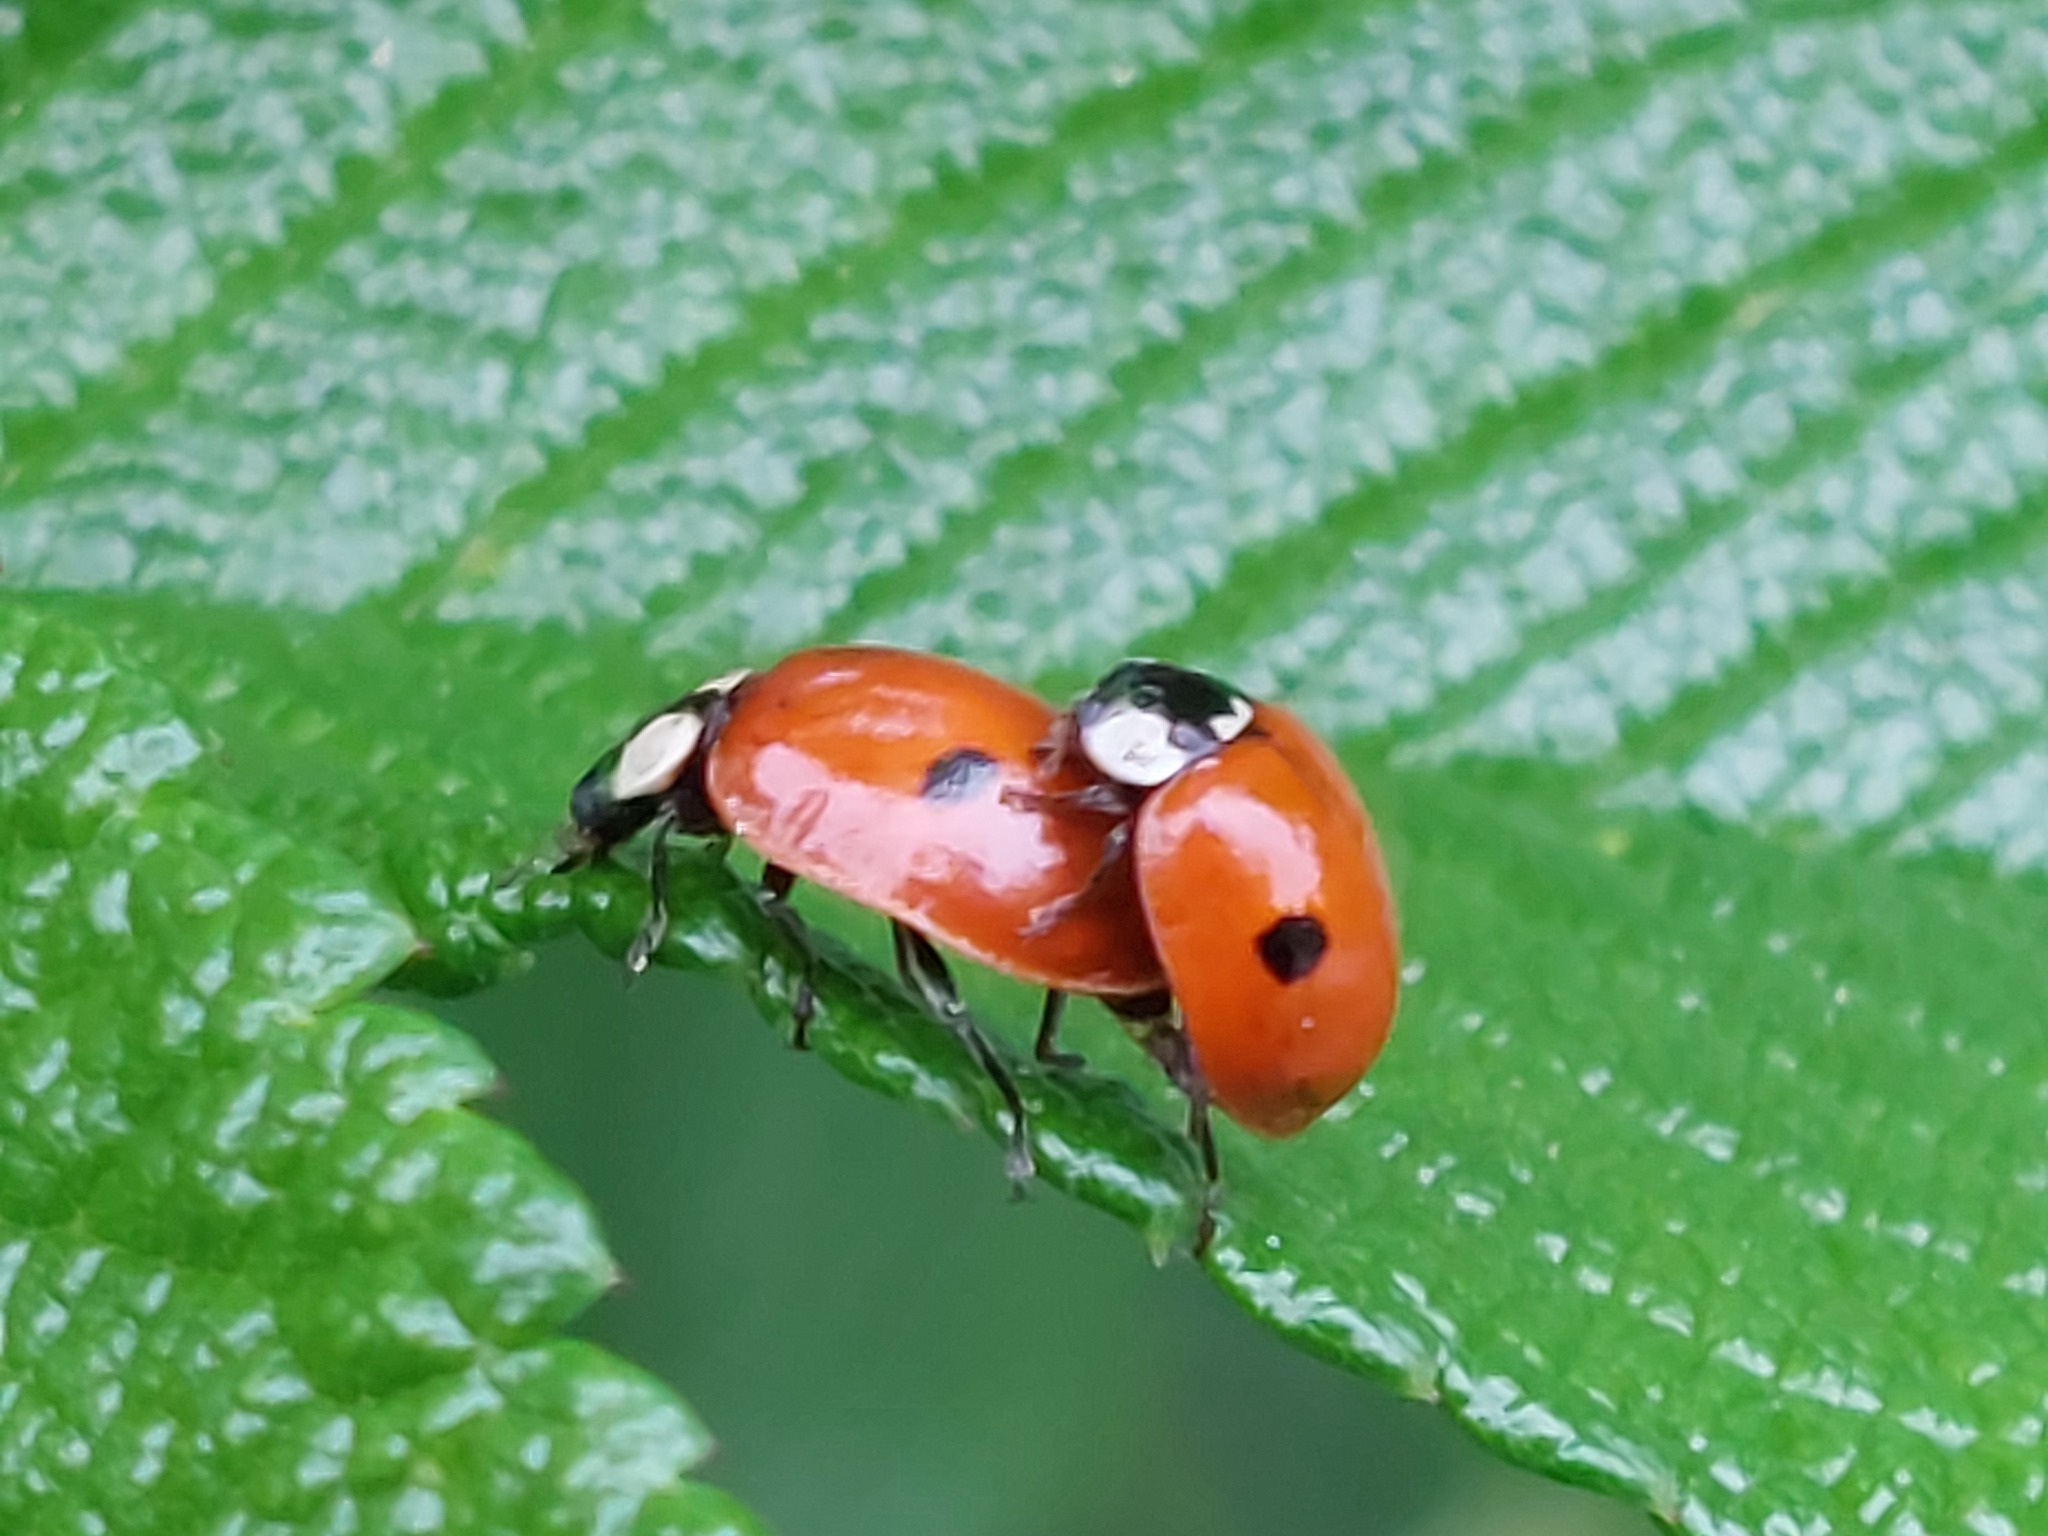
<box><xmin>1042</xmin><ymin>660</ymin><xmax>1400</xmax><ymax>1148</ymax></box>
<box><xmin>556</xmin><ymin>646</ymin><xmax>1168</xmax><ymax>1188</ymax></box>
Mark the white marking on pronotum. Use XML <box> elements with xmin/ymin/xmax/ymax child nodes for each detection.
<box><xmin>1209</xmin><ymin>695</ymin><xmax>1254</xmax><ymax>742</ymax></box>
<box><xmin>611</xmin><ymin>712</ymin><xmax>706</xmax><ymax>800</ymax></box>
<box><xmin>1080</xmin><ymin>687</ymin><xmax>1255</xmax><ymax>787</ymax></box>
<box><xmin>697</xmin><ymin>668</ymin><xmax>751</xmax><ymax>696</ymax></box>
<box><xmin>1080</xmin><ymin>703</ymin><xmax>1195</xmax><ymax>787</ymax></box>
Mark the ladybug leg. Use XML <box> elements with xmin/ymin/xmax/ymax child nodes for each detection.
<box><xmin>999</xmin><ymin>781</ymin><xmax>1133</xmax><ymax>818</ymax></box>
<box><xmin>1019</xmin><ymin>819</ymin><xmax>1133</xmax><ymax>939</ymax></box>
<box><xmin>891</xmin><ymin>923</ymin><xmax>1036</xmax><ymax>1193</ymax></box>
<box><xmin>623</xmin><ymin>809</ymin><xmax>677</xmax><ymax>978</ymax></box>
<box><xmin>1032</xmin><ymin>991</ymin><xmax>1085</xmax><ymax>1070</ymax></box>
<box><xmin>1183</xmin><ymin>1084</ymin><xmax>1221</xmax><ymax>1261</ymax></box>
<box><xmin>1029</xmin><ymin>711</ymin><xmax>1080</xmax><ymax>775</ymax></box>
<box><xmin>758</xmin><ymin>863</ymin><xmax>817</xmax><ymax>1049</ymax></box>
<box><xmin>1129</xmin><ymin>1012</ymin><xmax>1221</xmax><ymax>1258</ymax></box>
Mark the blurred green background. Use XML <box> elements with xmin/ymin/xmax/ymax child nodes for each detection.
<box><xmin>450</xmin><ymin>945</ymin><xmax>1650</xmax><ymax>1536</ymax></box>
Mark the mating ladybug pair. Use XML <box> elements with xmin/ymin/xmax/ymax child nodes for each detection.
<box><xmin>556</xmin><ymin>647</ymin><xmax>1400</xmax><ymax>1248</ymax></box>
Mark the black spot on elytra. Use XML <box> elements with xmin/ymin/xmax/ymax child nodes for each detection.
<box><xmin>1257</xmin><ymin>914</ymin><xmax>1328</xmax><ymax>984</ymax></box>
<box><xmin>921</xmin><ymin>747</ymin><xmax>999</xmax><ymax>802</ymax></box>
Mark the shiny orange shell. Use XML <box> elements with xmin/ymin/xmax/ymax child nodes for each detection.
<box><xmin>706</xmin><ymin>647</ymin><xmax>1164</xmax><ymax>997</ymax></box>
<box><xmin>1132</xmin><ymin>704</ymin><xmax>1399</xmax><ymax>1136</ymax></box>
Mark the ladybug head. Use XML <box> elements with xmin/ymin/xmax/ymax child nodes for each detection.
<box><xmin>556</xmin><ymin>669</ymin><xmax>750</xmax><ymax>869</ymax></box>
<box><xmin>1072</xmin><ymin>659</ymin><xmax>1253</xmax><ymax>789</ymax></box>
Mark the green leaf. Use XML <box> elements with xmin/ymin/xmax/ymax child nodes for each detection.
<box><xmin>0</xmin><ymin>608</ymin><xmax>756</xmax><ymax>1534</ymax></box>
<box><xmin>5</xmin><ymin>1</ymin><xmax>2048</xmax><ymax>1531</ymax></box>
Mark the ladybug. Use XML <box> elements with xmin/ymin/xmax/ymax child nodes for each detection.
<box><xmin>1034</xmin><ymin>659</ymin><xmax>1401</xmax><ymax>1158</ymax></box>
<box><xmin>555</xmin><ymin>646</ymin><xmax>1169</xmax><ymax>1189</ymax></box>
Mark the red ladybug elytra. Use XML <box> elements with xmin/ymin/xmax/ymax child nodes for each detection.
<box><xmin>556</xmin><ymin>646</ymin><xmax>1168</xmax><ymax>1187</ymax></box>
<box><xmin>1043</xmin><ymin>660</ymin><xmax>1400</xmax><ymax>1140</ymax></box>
